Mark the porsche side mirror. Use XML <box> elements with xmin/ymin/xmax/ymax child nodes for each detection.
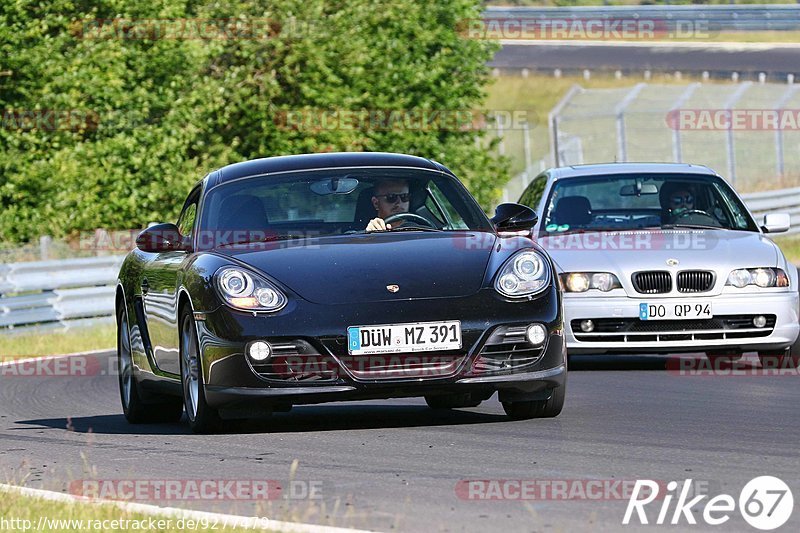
<box><xmin>136</xmin><ymin>223</ymin><xmax>190</xmax><ymax>253</ymax></box>
<box><xmin>762</xmin><ymin>213</ymin><xmax>791</xmax><ymax>234</ymax></box>
<box><xmin>491</xmin><ymin>203</ymin><xmax>538</xmax><ymax>232</ymax></box>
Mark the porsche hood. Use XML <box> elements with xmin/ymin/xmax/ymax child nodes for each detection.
<box><xmin>216</xmin><ymin>232</ymin><xmax>497</xmax><ymax>304</ymax></box>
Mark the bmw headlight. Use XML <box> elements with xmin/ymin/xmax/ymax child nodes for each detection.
<box><xmin>215</xmin><ymin>267</ymin><xmax>287</xmax><ymax>311</ymax></box>
<box><xmin>726</xmin><ymin>268</ymin><xmax>788</xmax><ymax>288</ymax></box>
<box><xmin>495</xmin><ymin>250</ymin><xmax>551</xmax><ymax>298</ymax></box>
<box><xmin>559</xmin><ymin>272</ymin><xmax>622</xmax><ymax>293</ymax></box>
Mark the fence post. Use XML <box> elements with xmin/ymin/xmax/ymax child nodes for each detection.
<box><xmin>523</xmin><ymin>122</ymin><xmax>532</xmax><ymax>174</ymax></box>
<box><xmin>40</xmin><ymin>236</ymin><xmax>51</xmax><ymax>261</ymax></box>
<box><xmin>723</xmin><ymin>82</ymin><xmax>753</xmax><ymax>186</ymax></box>
<box><xmin>548</xmin><ymin>84</ymin><xmax>583</xmax><ymax>167</ymax></box>
<box><xmin>495</xmin><ymin>114</ymin><xmax>505</xmax><ymax>156</ymax></box>
<box><xmin>669</xmin><ymin>83</ymin><xmax>701</xmax><ymax>162</ymax></box>
<box><xmin>774</xmin><ymin>85</ymin><xmax>799</xmax><ymax>176</ymax></box>
<box><xmin>615</xmin><ymin>83</ymin><xmax>647</xmax><ymax>163</ymax></box>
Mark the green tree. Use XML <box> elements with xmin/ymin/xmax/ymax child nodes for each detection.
<box><xmin>0</xmin><ymin>0</ymin><xmax>507</xmax><ymax>242</ymax></box>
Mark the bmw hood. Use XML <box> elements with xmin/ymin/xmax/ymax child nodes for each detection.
<box><xmin>216</xmin><ymin>232</ymin><xmax>497</xmax><ymax>304</ymax></box>
<box><xmin>539</xmin><ymin>229</ymin><xmax>785</xmax><ymax>295</ymax></box>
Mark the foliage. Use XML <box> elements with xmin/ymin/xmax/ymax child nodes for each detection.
<box><xmin>0</xmin><ymin>0</ymin><xmax>506</xmax><ymax>242</ymax></box>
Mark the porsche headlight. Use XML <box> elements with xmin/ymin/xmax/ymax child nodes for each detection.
<box><xmin>215</xmin><ymin>267</ymin><xmax>287</xmax><ymax>311</ymax></box>
<box><xmin>560</xmin><ymin>272</ymin><xmax>622</xmax><ymax>293</ymax></box>
<box><xmin>726</xmin><ymin>268</ymin><xmax>788</xmax><ymax>288</ymax></box>
<box><xmin>495</xmin><ymin>250</ymin><xmax>551</xmax><ymax>298</ymax></box>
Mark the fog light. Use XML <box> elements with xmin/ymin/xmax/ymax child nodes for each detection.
<box><xmin>580</xmin><ymin>319</ymin><xmax>595</xmax><ymax>333</ymax></box>
<box><xmin>753</xmin><ymin>315</ymin><xmax>767</xmax><ymax>328</ymax></box>
<box><xmin>526</xmin><ymin>323</ymin><xmax>547</xmax><ymax>346</ymax></box>
<box><xmin>249</xmin><ymin>341</ymin><xmax>272</xmax><ymax>361</ymax></box>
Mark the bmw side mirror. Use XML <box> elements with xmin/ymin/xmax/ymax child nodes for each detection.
<box><xmin>491</xmin><ymin>203</ymin><xmax>538</xmax><ymax>232</ymax></box>
<box><xmin>762</xmin><ymin>213</ymin><xmax>791</xmax><ymax>234</ymax></box>
<box><xmin>136</xmin><ymin>223</ymin><xmax>191</xmax><ymax>252</ymax></box>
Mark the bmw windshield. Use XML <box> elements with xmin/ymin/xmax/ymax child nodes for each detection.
<box><xmin>539</xmin><ymin>174</ymin><xmax>759</xmax><ymax>236</ymax></box>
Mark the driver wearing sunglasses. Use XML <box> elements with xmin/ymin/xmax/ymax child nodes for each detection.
<box><xmin>659</xmin><ymin>182</ymin><xmax>698</xmax><ymax>223</ymax></box>
<box><xmin>670</xmin><ymin>189</ymin><xmax>694</xmax><ymax>214</ymax></box>
<box><xmin>366</xmin><ymin>179</ymin><xmax>411</xmax><ymax>232</ymax></box>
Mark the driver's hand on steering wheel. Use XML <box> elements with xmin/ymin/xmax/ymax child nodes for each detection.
<box><xmin>366</xmin><ymin>218</ymin><xmax>391</xmax><ymax>232</ymax></box>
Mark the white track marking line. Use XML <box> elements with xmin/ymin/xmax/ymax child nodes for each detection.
<box><xmin>0</xmin><ymin>349</ymin><xmax>113</xmax><ymax>368</ymax></box>
<box><xmin>0</xmin><ymin>483</ymin><xmax>375</xmax><ymax>533</ymax></box>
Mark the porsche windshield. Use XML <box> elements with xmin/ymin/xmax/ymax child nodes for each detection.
<box><xmin>198</xmin><ymin>168</ymin><xmax>492</xmax><ymax>249</ymax></box>
<box><xmin>539</xmin><ymin>174</ymin><xmax>759</xmax><ymax>235</ymax></box>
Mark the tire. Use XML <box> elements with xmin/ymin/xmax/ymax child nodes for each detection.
<box><xmin>758</xmin><ymin>349</ymin><xmax>799</xmax><ymax>369</ymax></box>
<box><xmin>425</xmin><ymin>393</ymin><xmax>482</xmax><ymax>409</ymax></box>
<box><xmin>180</xmin><ymin>310</ymin><xmax>223</xmax><ymax>433</ymax></box>
<box><xmin>117</xmin><ymin>305</ymin><xmax>183</xmax><ymax>424</ymax></box>
<box><xmin>502</xmin><ymin>385</ymin><xmax>565</xmax><ymax>420</ymax></box>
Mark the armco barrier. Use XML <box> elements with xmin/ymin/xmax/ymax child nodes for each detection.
<box><xmin>484</xmin><ymin>5</ymin><xmax>800</xmax><ymax>33</ymax></box>
<box><xmin>0</xmin><ymin>256</ymin><xmax>124</xmax><ymax>334</ymax></box>
<box><xmin>742</xmin><ymin>187</ymin><xmax>800</xmax><ymax>236</ymax></box>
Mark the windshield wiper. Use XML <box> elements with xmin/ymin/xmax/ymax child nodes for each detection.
<box><xmin>660</xmin><ymin>223</ymin><xmax>723</xmax><ymax>230</ymax></box>
<box><xmin>388</xmin><ymin>226</ymin><xmax>444</xmax><ymax>232</ymax></box>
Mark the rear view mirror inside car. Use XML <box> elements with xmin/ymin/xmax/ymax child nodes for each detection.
<box><xmin>619</xmin><ymin>183</ymin><xmax>658</xmax><ymax>196</ymax></box>
<box><xmin>310</xmin><ymin>177</ymin><xmax>360</xmax><ymax>195</ymax></box>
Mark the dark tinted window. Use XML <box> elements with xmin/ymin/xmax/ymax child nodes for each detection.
<box><xmin>198</xmin><ymin>168</ymin><xmax>491</xmax><ymax>248</ymax></box>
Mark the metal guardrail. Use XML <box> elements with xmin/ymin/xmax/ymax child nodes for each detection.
<box><xmin>2</xmin><ymin>187</ymin><xmax>800</xmax><ymax>335</ymax></box>
<box><xmin>0</xmin><ymin>256</ymin><xmax>124</xmax><ymax>334</ymax></box>
<box><xmin>742</xmin><ymin>187</ymin><xmax>800</xmax><ymax>236</ymax></box>
<box><xmin>484</xmin><ymin>5</ymin><xmax>800</xmax><ymax>32</ymax></box>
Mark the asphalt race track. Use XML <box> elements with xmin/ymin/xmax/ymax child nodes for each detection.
<box><xmin>491</xmin><ymin>42</ymin><xmax>800</xmax><ymax>77</ymax></box>
<box><xmin>1</xmin><ymin>351</ymin><xmax>798</xmax><ymax>532</ymax></box>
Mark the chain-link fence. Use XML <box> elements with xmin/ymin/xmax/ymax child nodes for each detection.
<box><xmin>549</xmin><ymin>81</ymin><xmax>800</xmax><ymax>193</ymax></box>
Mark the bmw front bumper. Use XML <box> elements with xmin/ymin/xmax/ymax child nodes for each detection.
<box><xmin>564</xmin><ymin>291</ymin><xmax>799</xmax><ymax>354</ymax></box>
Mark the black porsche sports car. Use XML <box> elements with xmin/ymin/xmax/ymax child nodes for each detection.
<box><xmin>116</xmin><ymin>152</ymin><xmax>567</xmax><ymax>432</ymax></box>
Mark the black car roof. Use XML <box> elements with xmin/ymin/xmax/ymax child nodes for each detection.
<box><xmin>210</xmin><ymin>152</ymin><xmax>447</xmax><ymax>185</ymax></box>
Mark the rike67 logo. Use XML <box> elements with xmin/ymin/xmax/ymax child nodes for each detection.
<box><xmin>624</xmin><ymin>477</ymin><xmax>793</xmax><ymax>530</ymax></box>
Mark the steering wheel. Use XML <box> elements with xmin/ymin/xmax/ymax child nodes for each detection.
<box><xmin>384</xmin><ymin>213</ymin><xmax>436</xmax><ymax>228</ymax></box>
<box><xmin>670</xmin><ymin>209</ymin><xmax>720</xmax><ymax>226</ymax></box>
<box><xmin>672</xmin><ymin>209</ymin><xmax>709</xmax><ymax>218</ymax></box>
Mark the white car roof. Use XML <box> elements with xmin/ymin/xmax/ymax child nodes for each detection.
<box><xmin>549</xmin><ymin>163</ymin><xmax>719</xmax><ymax>180</ymax></box>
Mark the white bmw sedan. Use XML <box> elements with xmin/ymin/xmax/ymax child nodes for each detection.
<box><xmin>518</xmin><ymin>163</ymin><xmax>799</xmax><ymax>366</ymax></box>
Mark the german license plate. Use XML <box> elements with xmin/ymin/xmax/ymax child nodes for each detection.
<box><xmin>639</xmin><ymin>302</ymin><xmax>712</xmax><ymax>321</ymax></box>
<box><xmin>347</xmin><ymin>321</ymin><xmax>462</xmax><ymax>355</ymax></box>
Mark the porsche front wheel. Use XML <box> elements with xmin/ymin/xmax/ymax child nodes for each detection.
<box><xmin>180</xmin><ymin>310</ymin><xmax>222</xmax><ymax>433</ymax></box>
<box><xmin>502</xmin><ymin>385</ymin><xmax>565</xmax><ymax>420</ymax></box>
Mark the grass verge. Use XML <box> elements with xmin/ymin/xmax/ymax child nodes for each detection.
<box><xmin>0</xmin><ymin>324</ymin><xmax>115</xmax><ymax>360</ymax></box>
<box><xmin>0</xmin><ymin>489</ymin><xmax>276</xmax><ymax>532</ymax></box>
